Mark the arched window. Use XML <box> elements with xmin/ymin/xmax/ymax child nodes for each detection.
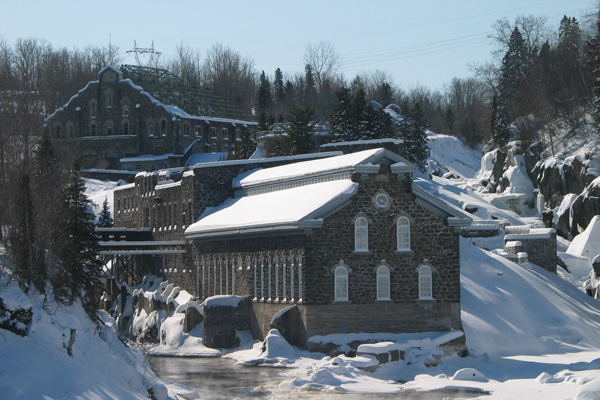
<box><xmin>54</xmin><ymin>124</ymin><xmax>62</xmax><ymax>138</ymax></box>
<box><xmin>397</xmin><ymin>217</ymin><xmax>410</xmax><ymax>251</ymax></box>
<box><xmin>335</xmin><ymin>266</ymin><xmax>348</xmax><ymax>301</ymax></box>
<box><xmin>160</xmin><ymin>120</ymin><xmax>167</xmax><ymax>136</ymax></box>
<box><xmin>147</xmin><ymin>121</ymin><xmax>155</xmax><ymax>137</ymax></box>
<box><xmin>418</xmin><ymin>265</ymin><xmax>433</xmax><ymax>299</ymax></box>
<box><xmin>90</xmin><ymin>122</ymin><xmax>97</xmax><ymax>136</ymax></box>
<box><xmin>89</xmin><ymin>100</ymin><xmax>97</xmax><ymax>119</ymax></box>
<box><xmin>355</xmin><ymin>217</ymin><xmax>368</xmax><ymax>251</ymax></box>
<box><xmin>105</xmin><ymin>89</ymin><xmax>113</xmax><ymax>108</ymax></box>
<box><xmin>106</xmin><ymin>120</ymin><xmax>113</xmax><ymax>136</ymax></box>
<box><xmin>377</xmin><ymin>265</ymin><xmax>390</xmax><ymax>300</ymax></box>
<box><xmin>121</xmin><ymin>120</ymin><xmax>129</xmax><ymax>135</ymax></box>
<box><xmin>122</xmin><ymin>98</ymin><xmax>129</xmax><ymax>116</ymax></box>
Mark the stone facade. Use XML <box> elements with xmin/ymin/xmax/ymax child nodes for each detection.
<box><xmin>504</xmin><ymin>227</ymin><xmax>558</xmax><ymax>273</ymax></box>
<box><xmin>112</xmin><ymin>148</ymin><xmax>468</xmax><ymax>344</ymax></box>
<box><xmin>45</xmin><ymin>66</ymin><xmax>255</xmax><ymax>169</ymax></box>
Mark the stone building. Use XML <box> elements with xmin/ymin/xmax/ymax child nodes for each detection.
<box><xmin>44</xmin><ymin>66</ymin><xmax>256</xmax><ymax>170</ymax></box>
<box><xmin>111</xmin><ymin>148</ymin><xmax>472</xmax><ymax>345</ymax></box>
<box><xmin>183</xmin><ymin>148</ymin><xmax>472</xmax><ymax>341</ymax></box>
<box><xmin>503</xmin><ymin>226</ymin><xmax>558</xmax><ymax>273</ymax></box>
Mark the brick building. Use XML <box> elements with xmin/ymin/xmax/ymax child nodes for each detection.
<box><xmin>44</xmin><ymin>66</ymin><xmax>256</xmax><ymax>170</ymax></box>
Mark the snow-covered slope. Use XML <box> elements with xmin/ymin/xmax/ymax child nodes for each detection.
<box><xmin>0</xmin><ymin>263</ymin><xmax>176</xmax><ymax>399</ymax></box>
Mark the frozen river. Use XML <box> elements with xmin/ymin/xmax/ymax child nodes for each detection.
<box><xmin>149</xmin><ymin>356</ymin><xmax>487</xmax><ymax>399</ymax></box>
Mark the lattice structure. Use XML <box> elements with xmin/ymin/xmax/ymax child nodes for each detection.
<box><xmin>119</xmin><ymin>64</ymin><xmax>254</xmax><ymax>121</ymax></box>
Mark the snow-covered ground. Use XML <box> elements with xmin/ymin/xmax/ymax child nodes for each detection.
<box><xmin>2</xmin><ymin>132</ymin><xmax>600</xmax><ymax>399</ymax></box>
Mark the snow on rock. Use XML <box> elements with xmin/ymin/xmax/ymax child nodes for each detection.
<box><xmin>202</xmin><ymin>295</ymin><xmax>247</xmax><ymax>308</ymax></box>
<box><xmin>575</xmin><ymin>377</ymin><xmax>600</xmax><ymax>400</ymax></box>
<box><xmin>278</xmin><ymin>355</ymin><xmax>401</xmax><ymax>393</ymax></box>
<box><xmin>558</xmin><ymin>252</ymin><xmax>593</xmax><ymax>291</ymax></box>
<box><xmin>0</xmin><ymin>272</ymin><xmax>172</xmax><ymax>400</ymax></box>
<box><xmin>567</xmin><ymin>216</ymin><xmax>600</xmax><ymax>260</ymax></box>
<box><xmin>451</xmin><ymin>368</ymin><xmax>488</xmax><ymax>382</ymax></box>
<box><xmin>426</xmin><ymin>134</ymin><xmax>481</xmax><ymax>179</ymax></box>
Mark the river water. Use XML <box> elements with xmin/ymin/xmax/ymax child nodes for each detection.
<box><xmin>149</xmin><ymin>356</ymin><xmax>487</xmax><ymax>400</ymax></box>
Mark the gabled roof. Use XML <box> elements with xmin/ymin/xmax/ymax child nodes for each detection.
<box><xmin>185</xmin><ymin>180</ymin><xmax>358</xmax><ymax>239</ymax></box>
<box><xmin>233</xmin><ymin>148</ymin><xmax>414</xmax><ymax>189</ymax></box>
<box><xmin>184</xmin><ymin>148</ymin><xmax>471</xmax><ymax>240</ymax></box>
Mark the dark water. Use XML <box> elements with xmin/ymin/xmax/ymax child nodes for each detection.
<box><xmin>149</xmin><ymin>356</ymin><xmax>487</xmax><ymax>400</ymax></box>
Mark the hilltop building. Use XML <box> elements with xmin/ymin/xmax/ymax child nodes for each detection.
<box><xmin>44</xmin><ymin>66</ymin><xmax>256</xmax><ymax>170</ymax></box>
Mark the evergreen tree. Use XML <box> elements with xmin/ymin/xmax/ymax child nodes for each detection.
<box><xmin>287</xmin><ymin>106</ymin><xmax>315</xmax><ymax>155</ymax></box>
<box><xmin>53</xmin><ymin>164</ymin><xmax>103</xmax><ymax>318</ymax></box>
<box><xmin>444</xmin><ymin>108</ymin><xmax>455</xmax><ymax>134</ymax></box>
<box><xmin>8</xmin><ymin>173</ymin><xmax>46</xmax><ymax>292</ymax></box>
<box><xmin>349</xmin><ymin>82</ymin><xmax>368</xmax><ymax>140</ymax></box>
<box><xmin>492</xmin><ymin>93</ymin><xmax>510</xmax><ymax>147</ymax></box>
<box><xmin>398</xmin><ymin>116</ymin><xmax>429</xmax><ymax>172</ymax></box>
<box><xmin>257</xmin><ymin>71</ymin><xmax>273</xmax><ymax>114</ymax></box>
<box><xmin>330</xmin><ymin>86</ymin><xmax>354</xmax><ymax>142</ymax></box>
<box><xmin>273</xmin><ymin>68</ymin><xmax>285</xmax><ymax>105</ymax></box>
<box><xmin>230</xmin><ymin>129</ymin><xmax>257</xmax><ymax>159</ymax></box>
<box><xmin>498</xmin><ymin>27</ymin><xmax>526</xmax><ymax>122</ymax></box>
<box><xmin>591</xmin><ymin>10</ymin><xmax>600</xmax><ymax>135</ymax></box>
<box><xmin>97</xmin><ymin>197</ymin><xmax>113</xmax><ymax>228</ymax></box>
<box><xmin>304</xmin><ymin>64</ymin><xmax>317</xmax><ymax>108</ymax></box>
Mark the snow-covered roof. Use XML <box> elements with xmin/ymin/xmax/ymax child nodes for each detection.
<box><xmin>185</xmin><ymin>180</ymin><xmax>358</xmax><ymax>239</ymax></box>
<box><xmin>321</xmin><ymin>138</ymin><xmax>403</xmax><ymax>148</ymax></box>
<box><xmin>233</xmin><ymin>148</ymin><xmax>409</xmax><ymax>189</ymax></box>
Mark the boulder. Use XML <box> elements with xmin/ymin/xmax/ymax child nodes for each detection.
<box><xmin>203</xmin><ymin>296</ymin><xmax>259</xmax><ymax>348</ymax></box>
<box><xmin>270</xmin><ymin>305</ymin><xmax>307</xmax><ymax>349</ymax></box>
<box><xmin>184</xmin><ymin>304</ymin><xmax>203</xmax><ymax>333</ymax></box>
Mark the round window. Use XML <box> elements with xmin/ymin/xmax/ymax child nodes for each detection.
<box><xmin>376</xmin><ymin>193</ymin><xmax>389</xmax><ymax>208</ymax></box>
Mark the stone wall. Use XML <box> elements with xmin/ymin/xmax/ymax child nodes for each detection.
<box><xmin>504</xmin><ymin>228</ymin><xmax>558</xmax><ymax>273</ymax></box>
<box><xmin>188</xmin><ymin>168</ymin><xmax>462</xmax><ymax>337</ymax></box>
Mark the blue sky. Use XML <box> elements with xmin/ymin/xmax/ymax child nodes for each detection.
<box><xmin>0</xmin><ymin>0</ymin><xmax>595</xmax><ymax>90</ymax></box>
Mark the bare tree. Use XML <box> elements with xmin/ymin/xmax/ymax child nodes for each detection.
<box><xmin>304</xmin><ymin>41</ymin><xmax>342</xmax><ymax>91</ymax></box>
<box><xmin>201</xmin><ymin>43</ymin><xmax>256</xmax><ymax>113</ymax></box>
<box><xmin>167</xmin><ymin>41</ymin><xmax>202</xmax><ymax>87</ymax></box>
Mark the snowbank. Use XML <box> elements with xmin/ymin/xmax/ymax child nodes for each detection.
<box><xmin>567</xmin><ymin>216</ymin><xmax>600</xmax><ymax>260</ymax></box>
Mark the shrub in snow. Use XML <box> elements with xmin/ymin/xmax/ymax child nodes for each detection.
<box><xmin>451</xmin><ymin>368</ymin><xmax>488</xmax><ymax>382</ymax></box>
<box><xmin>0</xmin><ymin>296</ymin><xmax>33</xmax><ymax>336</ymax></box>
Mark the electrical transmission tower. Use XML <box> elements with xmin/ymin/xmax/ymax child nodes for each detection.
<box><xmin>126</xmin><ymin>41</ymin><xmax>162</xmax><ymax>67</ymax></box>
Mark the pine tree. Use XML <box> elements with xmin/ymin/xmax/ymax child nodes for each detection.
<box><xmin>444</xmin><ymin>108</ymin><xmax>455</xmax><ymax>134</ymax></box>
<box><xmin>230</xmin><ymin>129</ymin><xmax>257</xmax><ymax>159</ymax></box>
<box><xmin>398</xmin><ymin>116</ymin><xmax>429</xmax><ymax>172</ymax></box>
<box><xmin>492</xmin><ymin>93</ymin><xmax>510</xmax><ymax>147</ymax></box>
<box><xmin>53</xmin><ymin>164</ymin><xmax>103</xmax><ymax>318</ymax></box>
<box><xmin>273</xmin><ymin>68</ymin><xmax>285</xmax><ymax>105</ymax></box>
<box><xmin>287</xmin><ymin>106</ymin><xmax>315</xmax><ymax>155</ymax></box>
<box><xmin>304</xmin><ymin>64</ymin><xmax>317</xmax><ymax>108</ymax></box>
<box><xmin>330</xmin><ymin>86</ymin><xmax>353</xmax><ymax>142</ymax></box>
<box><xmin>257</xmin><ymin>71</ymin><xmax>273</xmax><ymax>114</ymax></box>
<box><xmin>349</xmin><ymin>82</ymin><xmax>367</xmax><ymax>140</ymax></box>
<box><xmin>589</xmin><ymin>10</ymin><xmax>600</xmax><ymax>137</ymax></box>
<box><xmin>498</xmin><ymin>27</ymin><xmax>526</xmax><ymax>122</ymax></box>
<box><xmin>8</xmin><ymin>173</ymin><xmax>46</xmax><ymax>292</ymax></box>
<box><xmin>97</xmin><ymin>197</ymin><xmax>113</xmax><ymax>227</ymax></box>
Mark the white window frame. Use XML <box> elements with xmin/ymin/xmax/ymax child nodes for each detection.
<box><xmin>418</xmin><ymin>265</ymin><xmax>433</xmax><ymax>299</ymax></box>
<box><xmin>354</xmin><ymin>217</ymin><xmax>369</xmax><ymax>252</ymax></box>
<box><xmin>89</xmin><ymin>100</ymin><xmax>97</xmax><ymax>119</ymax></box>
<box><xmin>334</xmin><ymin>266</ymin><xmax>348</xmax><ymax>301</ymax></box>
<box><xmin>105</xmin><ymin>89</ymin><xmax>113</xmax><ymax>108</ymax></box>
<box><xmin>376</xmin><ymin>265</ymin><xmax>390</xmax><ymax>300</ymax></box>
<box><xmin>122</xmin><ymin>98</ymin><xmax>129</xmax><ymax>116</ymax></box>
<box><xmin>397</xmin><ymin>216</ymin><xmax>411</xmax><ymax>251</ymax></box>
